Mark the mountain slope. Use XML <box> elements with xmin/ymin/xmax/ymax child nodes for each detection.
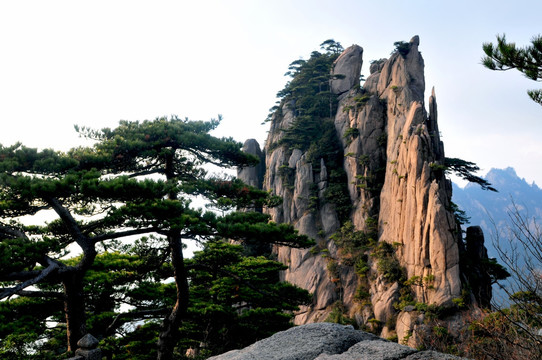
<box><xmin>453</xmin><ymin>167</ymin><xmax>542</xmax><ymax>258</ymax></box>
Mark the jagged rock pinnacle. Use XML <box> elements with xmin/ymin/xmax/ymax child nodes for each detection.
<box><xmin>331</xmin><ymin>45</ymin><xmax>363</xmax><ymax>96</ymax></box>
<box><xmin>237</xmin><ymin>36</ymin><xmax>491</xmax><ymax>344</ymax></box>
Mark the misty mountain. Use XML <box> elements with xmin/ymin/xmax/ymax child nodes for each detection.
<box><xmin>452</xmin><ymin>167</ymin><xmax>542</xmax><ymax>304</ymax></box>
<box><xmin>453</xmin><ymin>167</ymin><xmax>542</xmax><ymax>258</ymax></box>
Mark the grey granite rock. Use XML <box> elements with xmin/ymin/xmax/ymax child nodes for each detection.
<box><xmin>208</xmin><ymin>323</ymin><xmax>376</xmax><ymax>360</ymax></box>
<box><xmin>77</xmin><ymin>333</ymin><xmax>99</xmax><ymax>349</ymax></box>
<box><xmin>314</xmin><ymin>339</ymin><xmax>415</xmax><ymax>359</ymax></box>
<box><xmin>209</xmin><ymin>323</ymin><xmax>468</xmax><ymax>360</ymax></box>
<box><xmin>237</xmin><ymin>139</ymin><xmax>265</xmax><ymax>189</ymax></box>
<box><xmin>405</xmin><ymin>350</ymin><xmax>465</xmax><ymax>359</ymax></box>
<box><xmin>331</xmin><ymin>45</ymin><xmax>363</xmax><ymax>95</ymax></box>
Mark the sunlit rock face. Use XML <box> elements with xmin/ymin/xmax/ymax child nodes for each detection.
<box><xmin>238</xmin><ymin>36</ymin><xmax>476</xmax><ymax>338</ymax></box>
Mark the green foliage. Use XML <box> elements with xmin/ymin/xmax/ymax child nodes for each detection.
<box><xmin>373</xmin><ymin>242</ymin><xmax>405</xmax><ymax>283</ymax></box>
<box><xmin>0</xmin><ymin>297</ymin><xmax>64</xmax><ymax>359</ymax></box>
<box><xmin>323</xmin><ymin>169</ymin><xmax>352</xmax><ymax>223</ymax></box>
<box><xmin>377</xmin><ymin>133</ymin><xmax>387</xmax><ymax>147</ymax></box>
<box><xmin>354</xmin><ymin>255</ymin><xmax>370</xmax><ymax>277</ymax></box>
<box><xmin>343</xmin><ymin>127</ymin><xmax>360</xmax><ymax>146</ymax></box>
<box><xmin>216</xmin><ymin>212</ymin><xmax>313</xmax><ymax>248</ymax></box>
<box><xmin>320</xmin><ymin>39</ymin><xmax>344</xmax><ymax>54</ymax></box>
<box><xmin>331</xmin><ymin>221</ymin><xmax>376</xmax><ymax>257</ymax></box>
<box><xmin>269</xmin><ymin>42</ymin><xmax>354</xmax><ymax>226</ymax></box>
<box><xmin>353</xmin><ymin>93</ymin><xmax>371</xmax><ymax>107</ymax></box>
<box><xmin>392</xmin><ymin>41</ymin><xmax>410</xmax><ymax>57</ymax></box>
<box><xmin>429</xmin><ymin>162</ymin><xmax>447</xmax><ymax>172</ymax></box>
<box><xmin>276</xmin><ymin>48</ymin><xmax>341</xmax><ymax>119</ymax></box>
<box><xmin>481</xmin><ymin>257</ymin><xmax>511</xmax><ymax>284</ymax></box>
<box><xmin>0</xmin><ymin>117</ymin><xmax>314</xmax><ymax>358</ymax></box>
<box><xmin>404</xmin><ymin>275</ymin><xmax>435</xmax><ymax>290</ymax></box>
<box><xmin>395</xmin><ymin>286</ymin><xmax>416</xmax><ymax>310</ymax></box>
<box><xmin>358</xmin><ymin>154</ymin><xmax>370</xmax><ymax>166</ymax></box>
<box><xmin>444</xmin><ymin>157</ymin><xmax>497</xmax><ymax>192</ymax></box>
<box><xmin>482</xmin><ymin>34</ymin><xmax>542</xmax><ymax>106</ymax></box>
<box><xmin>354</xmin><ymin>285</ymin><xmax>371</xmax><ymax>303</ymax></box>
<box><xmin>448</xmin><ymin>201</ymin><xmax>470</xmax><ymax>225</ymax></box>
<box><xmin>452</xmin><ymin>297</ymin><xmax>467</xmax><ymax>309</ymax></box>
<box><xmin>278</xmin><ymin>164</ymin><xmax>295</xmax><ymax>188</ymax></box>
<box><xmin>326</xmin><ymin>259</ymin><xmax>339</xmax><ymax>278</ymax></box>
<box><xmin>325</xmin><ymin>300</ymin><xmax>355</xmax><ymax>326</ymax></box>
<box><xmin>182</xmin><ymin>241</ymin><xmax>312</xmax><ymax>355</ymax></box>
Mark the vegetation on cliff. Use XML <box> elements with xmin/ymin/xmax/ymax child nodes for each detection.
<box><xmin>268</xmin><ymin>40</ymin><xmax>352</xmax><ymax>223</ymax></box>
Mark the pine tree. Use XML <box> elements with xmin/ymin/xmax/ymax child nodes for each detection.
<box><xmin>482</xmin><ymin>34</ymin><xmax>542</xmax><ymax>105</ymax></box>
<box><xmin>76</xmin><ymin>116</ymin><xmax>313</xmax><ymax>360</ymax></box>
<box><xmin>0</xmin><ymin>144</ymin><xmax>170</xmax><ymax>354</ymax></box>
<box><xmin>0</xmin><ymin>116</ymin><xmax>313</xmax><ymax>359</ymax></box>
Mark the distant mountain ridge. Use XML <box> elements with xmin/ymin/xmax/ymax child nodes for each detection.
<box><xmin>452</xmin><ymin>167</ymin><xmax>542</xmax><ymax>258</ymax></box>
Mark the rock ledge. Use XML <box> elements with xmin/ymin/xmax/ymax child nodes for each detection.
<box><xmin>208</xmin><ymin>323</ymin><xmax>466</xmax><ymax>360</ymax></box>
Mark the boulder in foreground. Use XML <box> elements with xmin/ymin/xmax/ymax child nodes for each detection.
<box><xmin>208</xmin><ymin>323</ymin><xmax>466</xmax><ymax>360</ymax></box>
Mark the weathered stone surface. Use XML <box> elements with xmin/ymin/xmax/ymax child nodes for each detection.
<box><xmin>278</xmin><ymin>245</ymin><xmax>337</xmax><ymax>318</ymax></box>
<box><xmin>372</xmin><ymin>282</ymin><xmax>399</xmax><ymax>322</ymax></box>
<box><xmin>335</xmin><ymin>92</ymin><xmax>386</xmax><ymax>231</ymax></box>
<box><xmin>375</xmin><ymin>35</ymin><xmax>462</xmax><ymax>317</ymax></box>
<box><xmin>315</xmin><ymin>339</ymin><xmax>416</xmax><ymax>359</ymax></box>
<box><xmin>288</xmin><ymin>148</ymin><xmax>303</xmax><ymax>168</ymax></box>
<box><xmin>77</xmin><ymin>333</ymin><xmax>99</xmax><ymax>349</ymax></box>
<box><xmin>331</xmin><ymin>45</ymin><xmax>363</xmax><ymax>95</ymax></box>
<box><xmin>237</xmin><ymin>139</ymin><xmax>265</xmax><ymax>189</ymax></box>
<box><xmin>73</xmin><ymin>334</ymin><xmax>102</xmax><ymax>360</ymax></box>
<box><xmin>405</xmin><ymin>351</ymin><xmax>465</xmax><ymax>360</ymax></box>
<box><xmin>208</xmin><ymin>323</ymin><xmax>375</xmax><ymax>360</ymax></box>
<box><xmin>370</xmin><ymin>58</ymin><xmax>387</xmax><ymax>74</ymax></box>
<box><xmin>395</xmin><ymin>311</ymin><xmax>421</xmax><ymax>349</ymax></box>
<box><xmin>243</xmin><ymin>36</ymin><xmax>481</xmax><ymax>339</ymax></box>
<box><xmin>209</xmin><ymin>323</ymin><xmax>466</xmax><ymax>360</ymax></box>
<box><xmin>74</xmin><ymin>348</ymin><xmax>102</xmax><ymax>360</ymax></box>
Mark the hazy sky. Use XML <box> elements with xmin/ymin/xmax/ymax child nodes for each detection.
<box><xmin>1</xmin><ymin>0</ymin><xmax>541</xmax><ymax>188</ymax></box>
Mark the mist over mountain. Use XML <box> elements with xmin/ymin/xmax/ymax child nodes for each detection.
<box><xmin>453</xmin><ymin>167</ymin><xmax>542</xmax><ymax>257</ymax></box>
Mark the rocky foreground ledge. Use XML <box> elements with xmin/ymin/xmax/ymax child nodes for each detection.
<box><xmin>208</xmin><ymin>323</ymin><xmax>465</xmax><ymax>360</ymax></box>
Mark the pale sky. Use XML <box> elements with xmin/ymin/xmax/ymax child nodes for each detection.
<box><xmin>1</xmin><ymin>0</ymin><xmax>541</xmax><ymax>187</ymax></box>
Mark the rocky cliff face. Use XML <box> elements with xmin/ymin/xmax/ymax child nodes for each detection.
<box><xmin>238</xmin><ymin>36</ymin><xmax>486</xmax><ymax>342</ymax></box>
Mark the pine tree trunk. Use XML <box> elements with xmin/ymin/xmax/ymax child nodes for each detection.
<box><xmin>156</xmin><ymin>152</ymin><xmax>190</xmax><ymax>360</ymax></box>
<box><xmin>156</xmin><ymin>233</ymin><xmax>189</xmax><ymax>360</ymax></box>
<box><xmin>63</xmin><ymin>274</ymin><xmax>87</xmax><ymax>352</ymax></box>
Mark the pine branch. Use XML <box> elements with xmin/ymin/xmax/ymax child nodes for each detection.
<box><xmin>106</xmin><ymin>308</ymin><xmax>170</xmax><ymax>335</ymax></box>
<box><xmin>0</xmin><ymin>257</ymin><xmax>60</xmax><ymax>300</ymax></box>
<box><xmin>91</xmin><ymin>227</ymin><xmax>161</xmax><ymax>243</ymax></box>
<box><xmin>12</xmin><ymin>289</ymin><xmax>64</xmax><ymax>299</ymax></box>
